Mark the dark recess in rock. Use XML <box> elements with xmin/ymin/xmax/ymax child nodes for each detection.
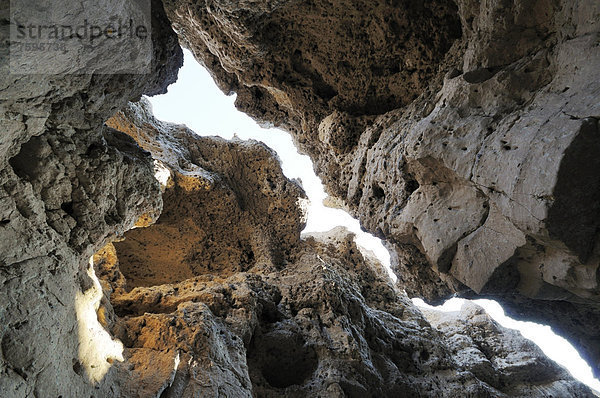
<box><xmin>247</xmin><ymin>327</ymin><xmax>318</xmax><ymax>389</ymax></box>
<box><xmin>547</xmin><ymin>117</ymin><xmax>600</xmax><ymax>262</ymax></box>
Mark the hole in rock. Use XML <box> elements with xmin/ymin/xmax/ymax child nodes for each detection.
<box><xmin>8</xmin><ymin>135</ymin><xmax>41</xmax><ymax>181</ymax></box>
<box><xmin>246</xmin><ymin>328</ymin><xmax>318</xmax><ymax>389</ymax></box>
<box><xmin>61</xmin><ymin>201</ymin><xmax>74</xmax><ymax>216</ymax></box>
<box><xmin>148</xmin><ymin>50</ymin><xmax>600</xmax><ymax>392</ymax></box>
<box><xmin>372</xmin><ymin>184</ymin><xmax>385</xmax><ymax>199</ymax></box>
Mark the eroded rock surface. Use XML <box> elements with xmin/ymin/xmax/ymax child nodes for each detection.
<box><xmin>0</xmin><ymin>0</ymin><xmax>182</xmax><ymax>395</ymax></box>
<box><xmin>164</xmin><ymin>0</ymin><xmax>600</xmax><ymax>376</ymax></box>
<box><xmin>422</xmin><ymin>302</ymin><xmax>590</xmax><ymax>397</ymax></box>
<box><xmin>95</xmin><ymin>227</ymin><xmax>594</xmax><ymax>397</ymax></box>
<box><xmin>1</xmin><ymin>0</ymin><xmax>599</xmax><ymax>395</ymax></box>
<box><xmin>105</xmin><ymin>99</ymin><xmax>306</xmax><ymax>288</ymax></box>
<box><xmin>86</xmin><ymin>101</ymin><xmax>592</xmax><ymax>397</ymax></box>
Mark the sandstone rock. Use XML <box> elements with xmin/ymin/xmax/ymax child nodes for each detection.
<box><xmin>105</xmin><ymin>99</ymin><xmax>307</xmax><ymax>288</ymax></box>
<box><xmin>161</xmin><ymin>0</ymin><xmax>462</xmax><ymax>124</ymax></box>
<box><xmin>166</xmin><ymin>0</ymin><xmax>600</xmax><ymax>376</ymax></box>
<box><xmin>0</xmin><ymin>124</ymin><xmax>163</xmax><ymax>397</ymax></box>
<box><xmin>96</xmin><ymin>222</ymin><xmax>595</xmax><ymax>397</ymax></box>
<box><xmin>1</xmin><ymin>0</ymin><xmax>599</xmax><ymax>395</ymax></box>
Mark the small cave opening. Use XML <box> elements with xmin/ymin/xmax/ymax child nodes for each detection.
<box><xmin>246</xmin><ymin>328</ymin><xmax>318</xmax><ymax>389</ymax></box>
<box><xmin>372</xmin><ymin>183</ymin><xmax>385</xmax><ymax>200</ymax></box>
<box><xmin>8</xmin><ymin>135</ymin><xmax>42</xmax><ymax>182</ymax></box>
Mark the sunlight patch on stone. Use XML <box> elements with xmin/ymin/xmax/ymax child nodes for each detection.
<box><xmin>75</xmin><ymin>258</ymin><xmax>124</xmax><ymax>383</ymax></box>
<box><xmin>173</xmin><ymin>351</ymin><xmax>181</xmax><ymax>372</ymax></box>
<box><xmin>153</xmin><ymin>160</ymin><xmax>172</xmax><ymax>189</ymax></box>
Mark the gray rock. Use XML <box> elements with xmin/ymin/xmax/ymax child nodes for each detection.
<box><xmin>0</xmin><ymin>0</ymin><xmax>182</xmax><ymax>395</ymax></box>
<box><xmin>166</xmin><ymin>0</ymin><xmax>600</xmax><ymax>376</ymax></box>
<box><xmin>0</xmin><ymin>0</ymin><xmax>598</xmax><ymax>395</ymax></box>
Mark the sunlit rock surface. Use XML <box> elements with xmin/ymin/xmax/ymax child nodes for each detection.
<box><xmin>87</xmin><ymin>100</ymin><xmax>591</xmax><ymax>397</ymax></box>
<box><xmin>164</xmin><ymin>0</ymin><xmax>600</xmax><ymax>376</ymax></box>
<box><xmin>106</xmin><ymin>99</ymin><xmax>307</xmax><ymax>288</ymax></box>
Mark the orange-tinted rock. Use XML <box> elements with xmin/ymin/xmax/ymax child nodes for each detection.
<box><xmin>89</xmin><ymin>104</ymin><xmax>592</xmax><ymax>397</ymax></box>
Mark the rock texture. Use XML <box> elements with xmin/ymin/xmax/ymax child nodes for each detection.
<box><xmin>422</xmin><ymin>302</ymin><xmax>591</xmax><ymax>397</ymax></box>
<box><xmin>105</xmin><ymin>99</ymin><xmax>307</xmax><ymax>288</ymax></box>
<box><xmin>87</xmin><ymin>100</ymin><xmax>590</xmax><ymax>397</ymax></box>
<box><xmin>0</xmin><ymin>0</ymin><xmax>182</xmax><ymax>395</ymax></box>
<box><xmin>163</xmin><ymin>0</ymin><xmax>600</xmax><ymax>377</ymax></box>
<box><xmin>1</xmin><ymin>0</ymin><xmax>599</xmax><ymax>396</ymax></box>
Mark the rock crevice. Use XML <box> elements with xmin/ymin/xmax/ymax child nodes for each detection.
<box><xmin>1</xmin><ymin>0</ymin><xmax>599</xmax><ymax>395</ymax></box>
<box><xmin>166</xmin><ymin>0</ymin><xmax>600</xmax><ymax>377</ymax></box>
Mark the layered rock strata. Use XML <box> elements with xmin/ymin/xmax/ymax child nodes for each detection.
<box><xmin>161</xmin><ymin>0</ymin><xmax>600</xmax><ymax>376</ymax></box>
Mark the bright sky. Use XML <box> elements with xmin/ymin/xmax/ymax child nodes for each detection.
<box><xmin>147</xmin><ymin>49</ymin><xmax>600</xmax><ymax>392</ymax></box>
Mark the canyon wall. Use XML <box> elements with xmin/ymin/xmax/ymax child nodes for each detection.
<box><xmin>0</xmin><ymin>0</ymin><xmax>598</xmax><ymax>396</ymax></box>
<box><xmin>162</xmin><ymin>0</ymin><xmax>600</xmax><ymax>378</ymax></box>
<box><xmin>0</xmin><ymin>0</ymin><xmax>182</xmax><ymax>395</ymax></box>
<box><xmin>96</xmin><ymin>100</ymin><xmax>595</xmax><ymax>397</ymax></box>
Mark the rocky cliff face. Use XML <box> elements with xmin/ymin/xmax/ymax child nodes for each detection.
<box><xmin>0</xmin><ymin>0</ymin><xmax>182</xmax><ymax>395</ymax></box>
<box><xmin>0</xmin><ymin>0</ymin><xmax>598</xmax><ymax>396</ymax></box>
<box><xmin>94</xmin><ymin>100</ymin><xmax>593</xmax><ymax>397</ymax></box>
<box><xmin>161</xmin><ymin>0</ymin><xmax>600</xmax><ymax>379</ymax></box>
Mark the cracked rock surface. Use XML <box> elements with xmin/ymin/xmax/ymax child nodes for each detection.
<box><xmin>164</xmin><ymin>0</ymin><xmax>600</xmax><ymax>376</ymax></box>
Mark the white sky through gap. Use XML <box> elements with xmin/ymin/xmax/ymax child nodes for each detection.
<box><xmin>147</xmin><ymin>49</ymin><xmax>600</xmax><ymax>392</ymax></box>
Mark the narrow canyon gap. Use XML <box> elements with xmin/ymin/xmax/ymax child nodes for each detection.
<box><xmin>148</xmin><ymin>48</ymin><xmax>600</xmax><ymax>392</ymax></box>
<box><xmin>1</xmin><ymin>0</ymin><xmax>599</xmax><ymax>397</ymax></box>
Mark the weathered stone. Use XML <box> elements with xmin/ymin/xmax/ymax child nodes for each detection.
<box><xmin>168</xmin><ymin>0</ymin><xmax>600</xmax><ymax>376</ymax></box>
<box><xmin>96</xmin><ymin>221</ymin><xmax>594</xmax><ymax>397</ymax></box>
<box><xmin>105</xmin><ymin>99</ymin><xmax>307</xmax><ymax>288</ymax></box>
<box><xmin>162</xmin><ymin>0</ymin><xmax>462</xmax><ymax>123</ymax></box>
<box><xmin>1</xmin><ymin>0</ymin><xmax>599</xmax><ymax>395</ymax></box>
<box><xmin>422</xmin><ymin>302</ymin><xmax>592</xmax><ymax>397</ymax></box>
<box><xmin>88</xmin><ymin>103</ymin><xmax>592</xmax><ymax>397</ymax></box>
<box><xmin>0</xmin><ymin>0</ymin><xmax>182</xmax><ymax>395</ymax></box>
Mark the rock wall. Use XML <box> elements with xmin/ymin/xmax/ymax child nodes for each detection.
<box><xmin>93</xmin><ymin>100</ymin><xmax>592</xmax><ymax>397</ymax></box>
<box><xmin>0</xmin><ymin>0</ymin><xmax>182</xmax><ymax>395</ymax></box>
<box><xmin>0</xmin><ymin>0</ymin><xmax>598</xmax><ymax>396</ymax></box>
<box><xmin>161</xmin><ymin>0</ymin><xmax>600</xmax><ymax>377</ymax></box>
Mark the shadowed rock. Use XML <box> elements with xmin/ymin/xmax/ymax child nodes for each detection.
<box><xmin>89</xmin><ymin>102</ymin><xmax>593</xmax><ymax>397</ymax></box>
<box><xmin>0</xmin><ymin>0</ymin><xmax>599</xmax><ymax>395</ymax></box>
